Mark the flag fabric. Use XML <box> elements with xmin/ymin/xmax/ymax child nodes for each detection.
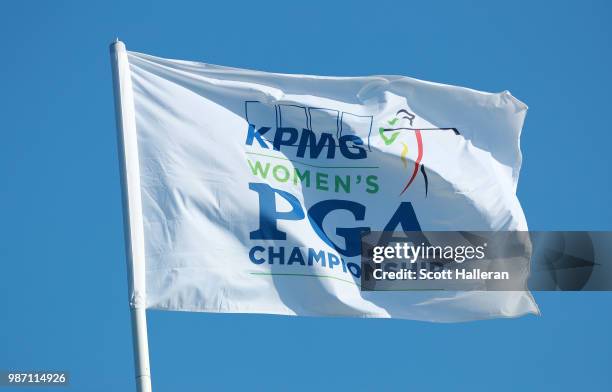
<box><xmin>116</xmin><ymin>45</ymin><xmax>538</xmax><ymax>322</ymax></box>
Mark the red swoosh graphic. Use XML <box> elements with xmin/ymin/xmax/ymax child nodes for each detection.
<box><xmin>400</xmin><ymin>129</ymin><xmax>422</xmax><ymax>195</ymax></box>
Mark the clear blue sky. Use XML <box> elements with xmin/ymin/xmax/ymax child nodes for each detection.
<box><xmin>1</xmin><ymin>1</ymin><xmax>611</xmax><ymax>390</ymax></box>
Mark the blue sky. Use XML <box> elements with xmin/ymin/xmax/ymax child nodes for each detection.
<box><xmin>1</xmin><ymin>0</ymin><xmax>611</xmax><ymax>390</ymax></box>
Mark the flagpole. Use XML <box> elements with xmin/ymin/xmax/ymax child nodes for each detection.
<box><xmin>110</xmin><ymin>39</ymin><xmax>153</xmax><ymax>392</ymax></box>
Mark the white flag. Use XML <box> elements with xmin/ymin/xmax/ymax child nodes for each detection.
<box><xmin>113</xmin><ymin>44</ymin><xmax>538</xmax><ymax>322</ymax></box>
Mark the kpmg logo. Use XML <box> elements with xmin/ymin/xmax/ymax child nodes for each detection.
<box><xmin>244</xmin><ymin>101</ymin><xmax>371</xmax><ymax>160</ymax></box>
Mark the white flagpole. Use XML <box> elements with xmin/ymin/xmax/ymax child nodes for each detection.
<box><xmin>110</xmin><ymin>39</ymin><xmax>153</xmax><ymax>392</ymax></box>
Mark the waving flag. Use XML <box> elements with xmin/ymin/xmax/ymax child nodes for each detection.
<box><xmin>112</xmin><ymin>42</ymin><xmax>537</xmax><ymax>322</ymax></box>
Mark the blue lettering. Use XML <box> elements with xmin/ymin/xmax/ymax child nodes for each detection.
<box><xmin>249</xmin><ymin>183</ymin><xmax>305</xmax><ymax>240</ymax></box>
<box><xmin>307</xmin><ymin>248</ymin><xmax>326</xmax><ymax>267</ymax></box>
<box><xmin>245</xmin><ymin>124</ymin><xmax>270</xmax><ymax>148</ymax></box>
<box><xmin>308</xmin><ymin>200</ymin><xmax>370</xmax><ymax>257</ymax></box>
<box><xmin>383</xmin><ymin>202</ymin><xmax>421</xmax><ymax>231</ymax></box>
<box><xmin>268</xmin><ymin>246</ymin><xmax>285</xmax><ymax>264</ymax></box>
<box><xmin>249</xmin><ymin>246</ymin><xmax>266</xmax><ymax>264</ymax></box>
<box><xmin>273</xmin><ymin>127</ymin><xmax>299</xmax><ymax>151</ymax></box>
<box><xmin>287</xmin><ymin>247</ymin><xmax>306</xmax><ymax>265</ymax></box>
<box><xmin>339</xmin><ymin>135</ymin><xmax>366</xmax><ymax>159</ymax></box>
